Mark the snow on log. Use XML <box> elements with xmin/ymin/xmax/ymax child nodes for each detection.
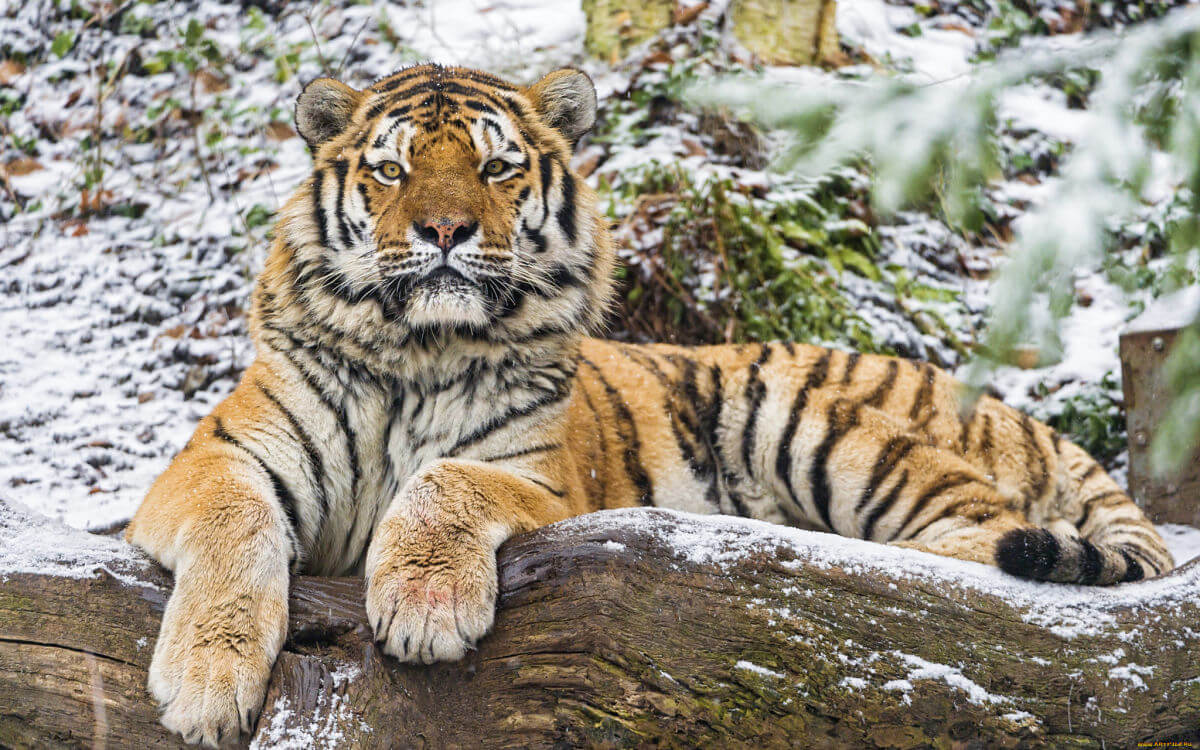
<box><xmin>1</xmin><ymin>501</ymin><xmax>1198</xmax><ymax>748</ymax></box>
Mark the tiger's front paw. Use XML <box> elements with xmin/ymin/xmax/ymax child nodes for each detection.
<box><xmin>148</xmin><ymin>591</ymin><xmax>286</xmax><ymax>746</ymax></box>
<box><xmin>365</xmin><ymin>537</ymin><xmax>498</xmax><ymax>664</ymax></box>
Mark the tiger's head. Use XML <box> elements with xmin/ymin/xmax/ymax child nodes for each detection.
<box><xmin>260</xmin><ymin>64</ymin><xmax>614</xmax><ymax>364</ymax></box>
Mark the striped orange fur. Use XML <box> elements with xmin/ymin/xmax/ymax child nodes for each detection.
<box><xmin>126</xmin><ymin>64</ymin><xmax>1173</xmax><ymax>746</ymax></box>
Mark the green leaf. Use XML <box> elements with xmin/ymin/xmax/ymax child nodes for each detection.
<box><xmin>51</xmin><ymin>31</ymin><xmax>75</xmax><ymax>58</ymax></box>
<box><xmin>184</xmin><ymin>19</ymin><xmax>203</xmax><ymax>47</ymax></box>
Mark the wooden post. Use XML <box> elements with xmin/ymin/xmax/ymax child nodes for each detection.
<box><xmin>1120</xmin><ymin>286</ymin><xmax>1200</xmax><ymax>526</ymax></box>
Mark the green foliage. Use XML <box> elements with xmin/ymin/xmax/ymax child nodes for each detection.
<box><xmin>243</xmin><ymin>203</ymin><xmax>273</xmax><ymax>230</ymax></box>
<box><xmin>1034</xmin><ymin>372</ymin><xmax>1127</xmax><ymax>466</ymax></box>
<box><xmin>613</xmin><ymin>163</ymin><xmax>889</xmax><ymax>351</ymax></box>
<box><xmin>50</xmin><ymin>31</ymin><xmax>74</xmax><ymax>58</ymax></box>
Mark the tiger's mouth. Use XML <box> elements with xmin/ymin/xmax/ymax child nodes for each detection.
<box><xmin>416</xmin><ymin>266</ymin><xmax>473</xmax><ymax>289</ymax></box>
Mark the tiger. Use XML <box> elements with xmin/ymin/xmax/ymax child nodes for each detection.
<box><xmin>125</xmin><ymin>63</ymin><xmax>1174</xmax><ymax>746</ymax></box>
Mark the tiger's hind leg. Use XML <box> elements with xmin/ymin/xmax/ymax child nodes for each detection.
<box><xmin>955</xmin><ymin>396</ymin><xmax>1174</xmax><ymax>583</ymax></box>
<box><xmin>760</xmin><ymin>392</ymin><xmax>1155</xmax><ymax>585</ymax></box>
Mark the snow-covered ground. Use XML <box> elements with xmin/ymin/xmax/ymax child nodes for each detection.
<box><xmin>0</xmin><ymin>0</ymin><xmax>1194</xmax><ymax>541</ymax></box>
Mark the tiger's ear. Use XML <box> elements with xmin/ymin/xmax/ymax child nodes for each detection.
<box><xmin>295</xmin><ymin>78</ymin><xmax>363</xmax><ymax>149</ymax></box>
<box><xmin>524</xmin><ymin>68</ymin><xmax>597</xmax><ymax>148</ymax></box>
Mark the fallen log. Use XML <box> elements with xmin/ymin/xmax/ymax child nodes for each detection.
<box><xmin>1</xmin><ymin>501</ymin><xmax>1198</xmax><ymax>748</ymax></box>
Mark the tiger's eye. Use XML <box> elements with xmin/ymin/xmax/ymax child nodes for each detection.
<box><xmin>484</xmin><ymin>159</ymin><xmax>506</xmax><ymax>176</ymax></box>
<box><xmin>379</xmin><ymin>162</ymin><xmax>402</xmax><ymax>179</ymax></box>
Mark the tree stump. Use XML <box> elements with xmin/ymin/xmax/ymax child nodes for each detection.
<box><xmin>1</xmin><ymin>501</ymin><xmax>1198</xmax><ymax>748</ymax></box>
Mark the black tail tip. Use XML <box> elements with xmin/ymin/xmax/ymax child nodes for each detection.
<box><xmin>997</xmin><ymin>528</ymin><xmax>1061</xmax><ymax>580</ymax></box>
<box><xmin>1119</xmin><ymin>550</ymin><xmax>1146</xmax><ymax>583</ymax></box>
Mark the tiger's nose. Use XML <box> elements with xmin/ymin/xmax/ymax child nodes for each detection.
<box><xmin>415</xmin><ymin>218</ymin><xmax>477</xmax><ymax>251</ymax></box>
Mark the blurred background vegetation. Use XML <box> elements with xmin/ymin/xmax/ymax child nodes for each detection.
<box><xmin>1</xmin><ymin>0</ymin><xmax>1196</xmax><ymax>524</ymax></box>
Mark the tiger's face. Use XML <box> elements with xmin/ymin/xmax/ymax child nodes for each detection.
<box><xmin>273</xmin><ymin>64</ymin><xmax>612</xmax><ymax>347</ymax></box>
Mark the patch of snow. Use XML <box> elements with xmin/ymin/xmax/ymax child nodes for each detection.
<box><xmin>1000</xmin><ymin>85</ymin><xmax>1092</xmax><ymax>144</ymax></box>
<box><xmin>1124</xmin><ymin>286</ymin><xmax>1200</xmax><ymax>335</ymax></box>
<box><xmin>1107</xmin><ymin>664</ymin><xmax>1153</xmax><ymax>691</ymax></box>
<box><xmin>734</xmin><ymin>660</ymin><xmax>785</xmax><ymax>679</ymax></box>
<box><xmin>250</xmin><ymin>687</ymin><xmax>365</xmax><ymax>750</ymax></box>
<box><xmin>837</xmin><ymin>0</ymin><xmax>977</xmax><ymax>82</ymax></box>
<box><xmin>1158</xmin><ymin>524</ymin><xmax>1200</xmax><ymax>566</ymax></box>
<box><xmin>0</xmin><ymin>500</ymin><xmax>148</xmax><ymax>583</ymax></box>
<box><xmin>894</xmin><ymin>652</ymin><xmax>1012</xmax><ymax>705</ymax></box>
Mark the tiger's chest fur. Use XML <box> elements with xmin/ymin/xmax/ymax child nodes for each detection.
<box><xmin>291</xmin><ymin>345</ymin><xmax>579</xmax><ymax>575</ymax></box>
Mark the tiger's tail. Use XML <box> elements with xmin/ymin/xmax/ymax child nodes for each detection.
<box><xmin>996</xmin><ymin>442</ymin><xmax>1174</xmax><ymax>584</ymax></box>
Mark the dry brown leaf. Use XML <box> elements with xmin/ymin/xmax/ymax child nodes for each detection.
<box><xmin>0</xmin><ymin>59</ymin><xmax>26</xmax><ymax>85</ymax></box>
<box><xmin>1013</xmin><ymin>347</ymin><xmax>1040</xmax><ymax>370</ymax></box>
<box><xmin>673</xmin><ymin>2</ymin><xmax>708</xmax><ymax>25</ymax></box>
<box><xmin>642</xmin><ymin>50</ymin><xmax>673</xmax><ymax>67</ymax></box>
<box><xmin>195</xmin><ymin>69</ymin><xmax>229</xmax><ymax>94</ymax></box>
<box><xmin>265</xmin><ymin>121</ymin><xmax>296</xmax><ymax>141</ymax></box>
<box><xmin>3</xmin><ymin>157</ymin><xmax>43</xmax><ymax>177</ymax></box>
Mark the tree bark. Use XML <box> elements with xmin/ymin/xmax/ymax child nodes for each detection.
<box><xmin>1</xmin><ymin>503</ymin><xmax>1198</xmax><ymax>749</ymax></box>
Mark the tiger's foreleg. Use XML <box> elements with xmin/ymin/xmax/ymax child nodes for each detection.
<box><xmin>125</xmin><ymin>423</ymin><xmax>296</xmax><ymax>747</ymax></box>
<box><xmin>365</xmin><ymin>459</ymin><xmax>574</xmax><ymax>663</ymax></box>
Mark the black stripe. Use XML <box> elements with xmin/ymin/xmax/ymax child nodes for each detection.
<box><xmin>675</xmin><ymin>354</ymin><xmax>723</xmax><ymax>512</ymax></box>
<box><xmin>256</xmin><ymin>379</ymin><xmax>329</xmax><ymax>530</ymax></box>
<box><xmin>460</xmin><ymin>98</ymin><xmax>497</xmax><ymax>115</ymax></box>
<box><xmin>809</xmin><ymin>400</ymin><xmax>859</xmax><ymax>532</ymax></box>
<box><xmin>481</xmin><ymin>442</ymin><xmax>562</xmax><ymax>462</ymax></box>
<box><xmin>524</xmin><ymin>226</ymin><xmax>548</xmax><ymax>253</ymax></box>
<box><xmin>740</xmin><ymin>344</ymin><xmax>774</xmax><ymax>479</ymax></box>
<box><xmin>622</xmin><ymin>348</ymin><xmax>706</xmax><ymax>482</ymax></box>
<box><xmin>525</xmin><ymin>475</ymin><xmax>567</xmax><ymax>498</ymax></box>
<box><xmin>312</xmin><ymin>171</ymin><xmax>329</xmax><ymax>248</ymax></box>
<box><xmin>854</xmin><ymin>436</ymin><xmax>919</xmax><ymax>517</ymax></box>
<box><xmin>841</xmin><ymin>352</ymin><xmax>862</xmax><ymax>384</ymax></box>
<box><xmin>890</xmin><ymin>471</ymin><xmax>985</xmax><ymax>541</ymax></box>
<box><xmin>978</xmin><ymin>414</ymin><xmax>995</xmax><ymax>477</ymax></box>
<box><xmin>538</xmin><ymin>154</ymin><xmax>553</xmax><ymax>227</ymax></box>
<box><xmin>775</xmin><ymin>350</ymin><xmax>831</xmax><ymax>518</ymax></box>
<box><xmin>1079</xmin><ymin>540</ymin><xmax>1104</xmax><ymax>584</ymax></box>
<box><xmin>332</xmin><ymin>158</ymin><xmax>354</xmax><ymax>249</ymax></box>
<box><xmin>861</xmin><ymin>469</ymin><xmax>909</xmax><ymax>542</ymax></box>
<box><xmin>1119</xmin><ymin>549</ymin><xmax>1145</xmax><ymax>582</ymax></box>
<box><xmin>581</xmin><ymin>357</ymin><xmax>654</xmax><ymax>505</ymax></box>
<box><xmin>1077</xmin><ymin>490</ymin><xmax>1127</xmax><ymax>531</ymax></box>
<box><xmin>1020</xmin><ymin>414</ymin><xmax>1050</xmax><ymax>504</ymax></box>
<box><xmin>864</xmin><ymin>360</ymin><xmax>899</xmax><ymax>408</ymax></box>
<box><xmin>909</xmin><ymin>364</ymin><xmax>935</xmax><ymax>421</ymax></box>
<box><xmin>265</xmin><ymin>334</ymin><xmax>360</xmax><ymax>503</ymax></box>
<box><xmin>556</xmin><ymin>170</ymin><xmax>578</xmax><ymax>244</ymax></box>
<box><xmin>707</xmin><ymin>363</ymin><xmax>751</xmax><ymax>518</ymax></box>
<box><xmin>211</xmin><ymin>416</ymin><xmax>302</xmax><ymax>561</ymax></box>
<box><xmin>446</xmin><ymin>376</ymin><xmax>573</xmax><ymax>456</ymax></box>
